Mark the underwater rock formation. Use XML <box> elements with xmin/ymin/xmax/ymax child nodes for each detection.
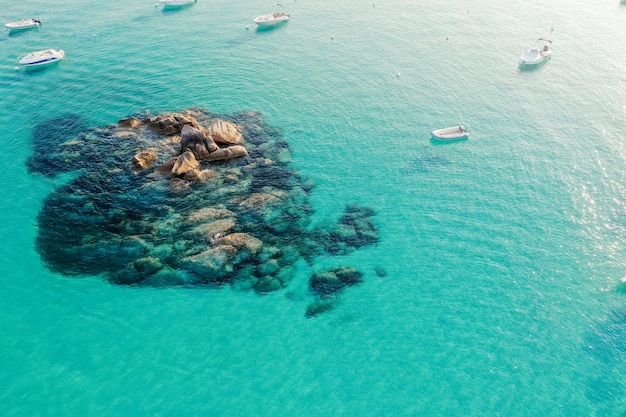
<box><xmin>309</xmin><ymin>266</ymin><xmax>364</xmax><ymax>296</ymax></box>
<box><xmin>28</xmin><ymin>108</ymin><xmax>380</xmax><ymax>315</ymax></box>
<box><xmin>306</xmin><ymin>266</ymin><xmax>364</xmax><ymax>317</ymax></box>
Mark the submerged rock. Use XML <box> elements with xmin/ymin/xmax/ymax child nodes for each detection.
<box><xmin>305</xmin><ymin>297</ymin><xmax>337</xmax><ymax>318</ymax></box>
<box><xmin>309</xmin><ymin>267</ymin><xmax>364</xmax><ymax>296</ymax></box>
<box><xmin>28</xmin><ymin>108</ymin><xmax>380</xmax><ymax>316</ymax></box>
<box><xmin>26</xmin><ymin>114</ymin><xmax>91</xmax><ymax>177</ymax></box>
<box><xmin>373</xmin><ymin>265</ymin><xmax>388</xmax><ymax>277</ymax></box>
<box><xmin>305</xmin><ymin>266</ymin><xmax>364</xmax><ymax>318</ymax></box>
<box><xmin>216</xmin><ymin>233</ymin><xmax>262</xmax><ymax>253</ymax></box>
<box><xmin>118</xmin><ymin>117</ymin><xmax>142</xmax><ymax>128</ymax></box>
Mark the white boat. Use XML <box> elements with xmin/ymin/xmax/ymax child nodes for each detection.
<box><xmin>431</xmin><ymin>126</ymin><xmax>469</xmax><ymax>140</ymax></box>
<box><xmin>160</xmin><ymin>0</ymin><xmax>195</xmax><ymax>6</ymax></box>
<box><xmin>253</xmin><ymin>12</ymin><xmax>290</xmax><ymax>26</ymax></box>
<box><xmin>520</xmin><ymin>38</ymin><xmax>552</xmax><ymax>66</ymax></box>
<box><xmin>5</xmin><ymin>19</ymin><xmax>41</xmax><ymax>31</ymax></box>
<box><xmin>18</xmin><ymin>49</ymin><xmax>65</xmax><ymax>68</ymax></box>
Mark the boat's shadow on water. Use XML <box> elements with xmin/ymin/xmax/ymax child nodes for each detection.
<box><xmin>404</xmin><ymin>154</ymin><xmax>450</xmax><ymax>173</ymax></box>
<box><xmin>132</xmin><ymin>14</ymin><xmax>159</xmax><ymax>23</ymax></box>
<box><xmin>429</xmin><ymin>137</ymin><xmax>469</xmax><ymax>146</ymax></box>
<box><xmin>254</xmin><ymin>23</ymin><xmax>288</xmax><ymax>34</ymax></box>
<box><xmin>3</xmin><ymin>29</ymin><xmax>39</xmax><ymax>40</ymax></box>
<box><xmin>161</xmin><ymin>5</ymin><xmax>194</xmax><ymax>13</ymax></box>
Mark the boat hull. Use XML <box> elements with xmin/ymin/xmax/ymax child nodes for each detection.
<box><xmin>520</xmin><ymin>52</ymin><xmax>552</xmax><ymax>66</ymax></box>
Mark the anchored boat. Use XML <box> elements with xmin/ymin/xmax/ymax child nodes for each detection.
<box><xmin>253</xmin><ymin>12</ymin><xmax>290</xmax><ymax>26</ymax></box>
<box><xmin>18</xmin><ymin>49</ymin><xmax>65</xmax><ymax>68</ymax></box>
<box><xmin>520</xmin><ymin>38</ymin><xmax>552</xmax><ymax>66</ymax></box>
<box><xmin>5</xmin><ymin>19</ymin><xmax>41</xmax><ymax>32</ymax></box>
<box><xmin>431</xmin><ymin>126</ymin><xmax>469</xmax><ymax>140</ymax></box>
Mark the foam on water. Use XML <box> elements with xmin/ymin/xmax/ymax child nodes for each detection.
<box><xmin>2</xmin><ymin>0</ymin><xmax>626</xmax><ymax>415</ymax></box>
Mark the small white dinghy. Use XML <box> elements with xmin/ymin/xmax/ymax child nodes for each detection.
<box><xmin>431</xmin><ymin>126</ymin><xmax>469</xmax><ymax>140</ymax></box>
<box><xmin>520</xmin><ymin>38</ymin><xmax>552</xmax><ymax>66</ymax></box>
<box><xmin>253</xmin><ymin>12</ymin><xmax>290</xmax><ymax>26</ymax></box>
<box><xmin>18</xmin><ymin>49</ymin><xmax>65</xmax><ymax>68</ymax></box>
<box><xmin>5</xmin><ymin>18</ymin><xmax>41</xmax><ymax>32</ymax></box>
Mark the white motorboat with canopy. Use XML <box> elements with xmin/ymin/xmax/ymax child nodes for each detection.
<box><xmin>520</xmin><ymin>38</ymin><xmax>552</xmax><ymax>66</ymax></box>
<box><xmin>253</xmin><ymin>12</ymin><xmax>290</xmax><ymax>26</ymax></box>
<box><xmin>18</xmin><ymin>49</ymin><xmax>65</xmax><ymax>68</ymax></box>
<box><xmin>5</xmin><ymin>19</ymin><xmax>41</xmax><ymax>32</ymax></box>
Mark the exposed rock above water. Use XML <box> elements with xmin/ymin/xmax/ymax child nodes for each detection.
<box><xmin>27</xmin><ymin>108</ymin><xmax>380</xmax><ymax>316</ymax></box>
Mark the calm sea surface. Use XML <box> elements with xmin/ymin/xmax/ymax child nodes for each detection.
<box><xmin>2</xmin><ymin>0</ymin><xmax>626</xmax><ymax>415</ymax></box>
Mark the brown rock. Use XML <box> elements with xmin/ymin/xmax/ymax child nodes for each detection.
<box><xmin>205</xmin><ymin>145</ymin><xmax>248</xmax><ymax>162</ymax></box>
<box><xmin>131</xmin><ymin>151</ymin><xmax>157</xmax><ymax>169</ymax></box>
<box><xmin>208</xmin><ymin>118</ymin><xmax>244</xmax><ymax>145</ymax></box>
<box><xmin>183</xmin><ymin>168</ymin><xmax>207</xmax><ymax>182</ymax></box>
<box><xmin>204</xmin><ymin>135</ymin><xmax>219</xmax><ymax>154</ymax></box>
<box><xmin>171</xmin><ymin>151</ymin><xmax>199</xmax><ymax>177</ymax></box>
<box><xmin>180</xmin><ymin>125</ymin><xmax>205</xmax><ymax>148</ymax></box>
<box><xmin>157</xmin><ymin>158</ymin><xmax>177</xmax><ymax>175</ymax></box>
<box><xmin>179</xmin><ymin>125</ymin><xmax>216</xmax><ymax>159</ymax></box>
<box><xmin>118</xmin><ymin>117</ymin><xmax>142</xmax><ymax>128</ymax></box>
<box><xmin>146</xmin><ymin>113</ymin><xmax>197</xmax><ymax>135</ymax></box>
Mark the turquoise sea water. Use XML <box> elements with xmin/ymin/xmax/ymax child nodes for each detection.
<box><xmin>2</xmin><ymin>0</ymin><xmax>626</xmax><ymax>415</ymax></box>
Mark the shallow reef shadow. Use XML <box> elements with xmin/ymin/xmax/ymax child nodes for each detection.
<box><xmin>405</xmin><ymin>153</ymin><xmax>450</xmax><ymax>174</ymax></box>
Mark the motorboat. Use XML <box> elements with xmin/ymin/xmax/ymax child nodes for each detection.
<box><xmin>5</xmin><ymin>18</ymin><xmax>41</xmax><ymax>31</ymax></box>
<box><xmin>431</xmin><ymin>126</ymin><xmax>469</xmax><ymax>140</ymax></box>
<box><xmin>253</xmin><ymin>12</ymin><xmax>290</xmax><ymax>26</ymax></box>
<box><xmin>160</xmin><ymin>0</ymin><xmax>195</xmax><ymax>6</ymax></box>
<box><xmin>18</xmin><ymin>49</ymin><xmax>65</xmax><ymax>68</ymax></box>
<box><xmin>520</xmin><ymin>38</ymin><xmax>552</xmax><ymax>66</ymax></box>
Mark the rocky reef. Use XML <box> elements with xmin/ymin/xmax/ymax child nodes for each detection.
<box><xmin>28</xmin><ymin>108</ymin><xmax>379</xmax><ymax>315</ymax></box>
